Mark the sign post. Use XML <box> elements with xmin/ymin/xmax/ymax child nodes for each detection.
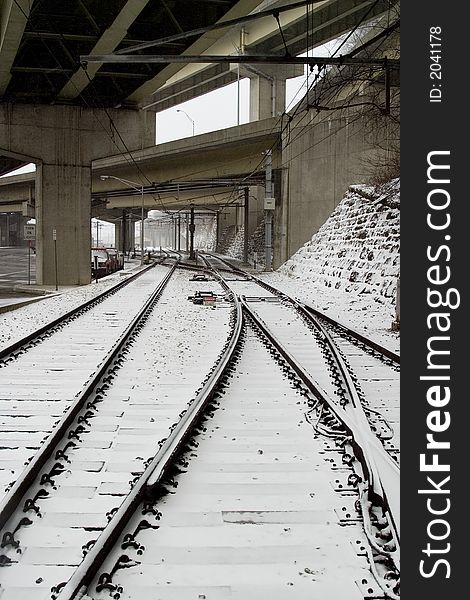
<box><xmin>52</xmin><ymin>228</ymin><xmax>58</xmax><ymax>291</ymax></box>
<box><xmin>23</xmin><ymin>224</ymin><xmax>36</xmax><ymax>285</ymax></box>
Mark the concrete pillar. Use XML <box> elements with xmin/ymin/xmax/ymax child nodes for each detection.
<box><xmin>127</xmin><ymin>220</ymin><xmax>135</xmax><ymax>252</ymax></box>
<box><xmin>249</xmin><ymin>76</ymin><xmax>287</xmax><ymax>121</ymax></box>
<box><xmin>238</xmin><ymin>65</ymin><xmax>303</xmax><ymax>122</ymax></box>
<box><xmin>0</xmin><ymin>103</ymin><xmax>155</xmax><ymax>285</ymax></box>
<box><xmin>36</xmin><ymin>163</ymin><xmax>91</xmax><ymax>285</ymax></box>
<box><xmin>114</xmin><ymin>222</ymin><xmax>122</xmax><ymax>252</ymax></box>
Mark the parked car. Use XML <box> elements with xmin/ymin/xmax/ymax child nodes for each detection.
<box><xmin>91</xmin><ymin>248</ymin><xmax>112</xmax><ymax>278</ymax></box>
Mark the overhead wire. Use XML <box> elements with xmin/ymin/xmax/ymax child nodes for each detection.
<box><xmin>10</xmin><ymin>0</ymin><xmax>168</xmax><ymax>212</ymax></box>
<box><xmin>10</xmin><ymin>0</ymin><xmax>398</xmax><ymax>221</ymax></box>
<box><xmin>281</xmin><ymin>6</ymin><xmax>399</xmax><ymax>152</ymax></box>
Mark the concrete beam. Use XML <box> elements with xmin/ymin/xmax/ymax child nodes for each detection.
<box><xmin>0</xmin><ymin>118</ymin><xmax>278</xmax><ymax>216</ymax></box>
<box><xmin>137</xmin><ymin>0</ymin><xmax>395</xmax><ymax>112</ymax></box>
<box><xmin>0</xmin><ymin>0</ymin><xmax>30</xmax><ymax>94</ymax></box>
<box><xmin>59</xmin><ymin>0</ymin><xmax>153</xmax><ymax>100</ymax></box>
<box><xmin>105</xmin><ymin>188</ymin><xmax>236</xmax><ymax>211</ymax></box>
<box><xmin>93</xmin><ymin>117</ymin><xmax>281</xmax><ymax>189</ymax></box>
<box><xmin>0</xmin><ymin>199</ymin><xmax>32</xmax><ymax>216</ymax></box>
<box><xmin>0</xmin><ymin>172</ymin><xmax>34</xmax><ymax>203</ymax></box>
<box><xmin>127</xmin><ymin>0</ymin><xmax>264</xmax><ymax>106</ymax></box>
<box><xmin>134</xmin><ymin>0</ymin><xmax>318</xmax><ymax>110</ymax></box>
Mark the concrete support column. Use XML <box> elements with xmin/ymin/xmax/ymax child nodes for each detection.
<box><xmin>249</xmin><ymin>76</ymin><xmax>287</xmax><ymax>121</ymax></box>
<box><xmin>127</xmin><ymin>220</ymin><xmax>135</xmax><ymax>252</ymax></box>
<box><xmin>271</xmin><ymin>169</ymin><xmax>283</xmax><ymax>269</ymax></box>
<box><xmin>36</xmin><ymin>163</ymin><xmax>91</xmax><ymax>285</ymax></box>
<box><xmin>240</xmin><ymin>65</ymin><xmax>303</xmax><ymax>122</ymax></box>
<box><xmin>1</xmin><ymin>102</ymin><xmax>156</xmax><ymax>286</ymax></box>
<box><xmin>114</xmin><ymin>223</ymin><xmax>122</xmax><ymax>252</ymax></box>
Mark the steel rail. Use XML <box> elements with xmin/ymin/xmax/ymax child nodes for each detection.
<box><xmin>241</xmin><ymin>300</ymin><xmax>399</xmax><ymax>542</ymax></box>
<box><xmin>202</xmin><ymin>253</ymin><xmax>399</xmax><ymax>364</ymax></box>
<box><xmin>301</xmin><ymin>302</ymin><xmax>400</xmax><ymax>364</ymax></box>
<box><xmin>0</xmin><ymin>261</ymin><xmax>160</xmax><ymax>365</ymax></box>
<box><xmin>202</xmin><ymin>255</ymin><xmax>400</xmax><ymax>542</ymax></box>
<box><xmin>0</xmin><ymin>263</ymin><xmax>178</xmax><ymax>532</ymax></box>
<box><xmin>56</xmin><ymin>281</ymin><xmax>243</xmax><ymax>599</ymax></box>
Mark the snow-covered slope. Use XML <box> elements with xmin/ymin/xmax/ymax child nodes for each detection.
<box><xmin>281</xmin><ymin>179</ymin><xmax>399</xmax><ymax>299</ymax></box>
<box><xmin>264</xmin><ymin>179</ymin><xmax>400</xmax><ymax>351</ymax></box>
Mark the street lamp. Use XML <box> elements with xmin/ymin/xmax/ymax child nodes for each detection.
<box><xmin>100</xmin><ymin>175</ymin><xmax>145</xmax><ymax>265</ymax></box>
<box><xmin>92</xmin><ymin>219</ymin><xmax>104</xmax><ymax>246</ymax></box>
<box><xmin>176</xmin><ymin>109</ymin><xmax>195</xmax><ymax>136</ymax></box>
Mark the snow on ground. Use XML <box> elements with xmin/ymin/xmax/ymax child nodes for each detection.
<box><xmin>0</xmin><ymin>260</ymin><xmax>146</xmax><ymax>351</ymax></box>
<box><xmin>1</xmin><ymin>179</ymin><xmax>400</xmax><ymax>353</ymax></box>
<box><xmin>261</xmin><ymin>179</ymin><xmax>400</xmax><ymax>353</ymax></box>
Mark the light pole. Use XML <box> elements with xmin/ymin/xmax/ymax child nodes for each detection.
<box><xmin>176</xmin><ymin>109</ymin><xmax>195</xmax><ymax>136</ymax></box>
<box><xmin>92</xmin><ymin>219</ymin><xmax>104</xmax><ymax>246</ymax></box>
<box><xmin>100</xmin><ymin>175</ymin><xmax>145</xmax><ymax>265</ymax></box>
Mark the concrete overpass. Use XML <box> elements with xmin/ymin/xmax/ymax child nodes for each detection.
<box><xmin>0</xmin><ymin>117</ymin><xmax>279</xmax><ymax>253</ymax></box>
<box><xmin>1</xmin><ymin>0</ymin><xmax>398</xmax><ymax>283</ymax></box>
<box><xmin>0</xmin><ymin>116</ymin><xmax>280</xmax><ymax>206</ymax></box>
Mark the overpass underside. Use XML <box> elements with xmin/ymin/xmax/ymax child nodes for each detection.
<box><xmin>0</xmin><ymin>98</ymin><xmax>399</xmax><ymax>276</ymax></box>
<box><xmin>0</xmin><ymin>0</ymin><xmax>399</xmax><ymax>284</ymax></box>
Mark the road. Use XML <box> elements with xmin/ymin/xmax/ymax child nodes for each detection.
<box><xmin>0</xmin><ymin>246</ymin><xmax>36</xmax><ymax>293</ymax></box>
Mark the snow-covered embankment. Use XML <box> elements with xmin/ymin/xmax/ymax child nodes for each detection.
<box><xmin>264</xmin><ymin>179</ymin><xmax>400</xmax><ymax>351</ymax></box>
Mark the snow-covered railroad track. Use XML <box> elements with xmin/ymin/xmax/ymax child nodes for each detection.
<box><xmin>206</xmin><ymin>254</ymin><xmax>400</xmax><ymax>593</ymax></box>
<box><xmin>0</xmin><ymin>262</ymin><xmax>162</xmax><ymax>365</ymax></box>
<box><xmin>311</xmin><ymin>323</ymin><xmax>400</xmax><ymax>462</ymax></box>
<box><xmin>0</xmin><ymin>268</ymin><xmax>233</xmax><ymax>598</ymax></box>
<box><xmin>46</xmin><ymin>284</ymin><xmax>399</xmax><ymax>600</ymax></box>
<box><xmin>204</xmin><ymin>253</ymin><xmax>399</xmax><ymax>365</ymax></box>
<box><xmin>301</xmin><ymin>303</ymin><xmax>400</xmax><ymax>366</ymax></box>
<box><xmin>201</xmin><ymin>254</ymin><xmax>400</xmax><ymax>461</ymax></box>
<box><xmin>0</xmin><ymin>264</ymin><xmax>175</xmax><ymax>494</ymax></box>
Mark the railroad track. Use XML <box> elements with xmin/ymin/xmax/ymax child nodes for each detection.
<box><xmin>0</xmin><ymin>261</ymin><xmax>162</xmax><ymax>363</ymax></box>
<box><xmin>0</xmin><ymin>255</ymin><xmax>400</xmax><ymax>599</ymax></box>
<box><xmin>0</xmin><ymin>264</ymin><xmax>234</xmax><ymax>598</ymax></box>
<box><xmin>201</xmin><ymin>254</ymin><xmax>400</xmax><ymax>463</ymax></box>
<box><xmin>0</xmin><ymin>263</ymin><xmax>178</xmax><ymax>495</ymax></box>
<box><xmin>202</xmin><ymin>253</ymin><xmax>399</xmax><ymax>364</ymax></box>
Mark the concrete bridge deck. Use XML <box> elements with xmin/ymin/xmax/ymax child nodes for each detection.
<box><xmin>0</xmin><ymin>117</ymin><xmax>281</xmax><ymax>212</ymax></box>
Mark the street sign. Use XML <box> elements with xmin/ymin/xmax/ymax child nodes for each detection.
<box><xmin>52</xmin><ymin>228</ymin><xmax>57</xmax><ymax>241</ymax></box>
<box><xmin>264</xmin><ymin>197</ymin><xmax>275</xmax><ymax>210</ymax></box>
<box><xmin>24</xmin><ymin>224</ymin><xmax>36</xmax><ymax>240</ymax></box>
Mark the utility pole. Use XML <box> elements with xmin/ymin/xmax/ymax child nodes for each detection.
<box><xmin>122</xmin><ymin>210</ymin><xmax>127</xmax><ymax>256</ymax></box>
<box><xmin>189</xmin><ymin>205</ymin><xmax>195</xmax><ymax>260</ymax></box>
<box><xmin>244</xmin><ymin>187</ymin><xmax>249</xmax><ymax>263</ymax></box>
<box><xmin>185</xmin><ymin>214</ymin><xmax>189</xmax><ymax>252</ymax></box>
<box><xmin>177</xmin><ymin>214</ymin><xmax>181</xmax><ymax>251</ymax></box>
<box><xmin>264</xmin><ymin>150</ymin><xmax>274</xmax><ymax>270</ymax></box>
